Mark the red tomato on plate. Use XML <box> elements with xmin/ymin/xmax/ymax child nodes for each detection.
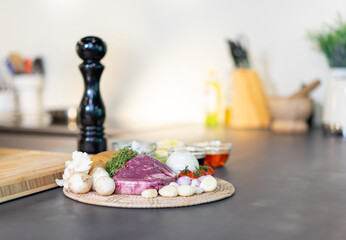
<box><xmin>189</xmin><ymin>169</ymin><xmax>208</xmax><ymax>179</ymax></box>
<box><xmin>178</xmin><ymin>166</ymin><xmax>192</xmax><ymax>178</ymax></box>
<box><xmin>199</xmin><ymin>165</ymin><xmax>215</xmax><ymax>176</ymax></box>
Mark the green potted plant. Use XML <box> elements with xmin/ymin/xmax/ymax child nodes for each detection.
<box><xmin>308</xmin><ymin>15</ymin><xmax>346</xmax><ymax>136</ymax></box>
<box><xmin>308</xmin><ymin>15</ymin><xmax>346</xmax><ymax>68</ymax></box>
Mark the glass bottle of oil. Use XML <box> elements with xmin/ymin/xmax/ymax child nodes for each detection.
<box><xmin>205</xmin><ymin>70</ymin><xmax>221</xmax><ymax>127</ymax></box>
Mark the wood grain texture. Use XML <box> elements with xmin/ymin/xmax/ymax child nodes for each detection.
<box><xmin>63</xmin><ymin>178</ymin><xmax>235</xmax><ymax>208</ymax></box>
<box><xmin>228</xmin><ymin>69</ymin><xmax>271</xmax><ymax>128</ymax></box>
<box><xmin>0</xmin><ymin>148</ymin><xmax>71</xmax><ymax>203</ymax></box>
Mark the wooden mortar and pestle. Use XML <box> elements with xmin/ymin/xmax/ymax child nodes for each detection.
<box><xmin>268</xmin><ymin>80</ymin><xmax>320</xmax><ymax>133</ymax></box>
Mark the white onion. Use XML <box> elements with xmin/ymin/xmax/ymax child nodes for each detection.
<box><xmin>166</xmin><ymin>150</ymin><xmax>199</xmax><ymax>175</ymax></box>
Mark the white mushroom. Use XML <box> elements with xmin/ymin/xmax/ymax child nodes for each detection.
<box><xmin>90</xmin><ymin>167</ymin><xmax>110</xmax><ymax>190</ymax></box>
<box><xmin>94</xmin><ymin>176</ymin><xmax>115</xmax><ymax>196</ymax></box>
<box><xmin>68</xmin><ymin>172</ymin><xmax>92</xmax><ymax>194</ymax></box>
<box><xmin>56</xmin><ymin>151</ymin><xmax>92</xmax><ymax>188</ymax></box>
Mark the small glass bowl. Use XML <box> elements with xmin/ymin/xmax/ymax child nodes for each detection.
<box><xmin>112</xmin><ymin>140</ymin><xmax>156</xmax><ymax>153</ymax></box>
<box><xmin>155</xmin><ymin>139</ymin><xmax>186</xmax><ymax>150</ymax></box>
<box><xmin>193</xmin><ymin>141</ymin><xmax>232</xmax><ymax>167</ymax></box>
<box><xmin>170</xmin><ymin>146</ymin><xmax>207</xmax><ymax>166</ymax></box>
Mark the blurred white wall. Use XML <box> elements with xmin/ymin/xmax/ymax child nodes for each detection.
<box><xmin>0</xmin><ymin>0</ymin><xmax>345</xmax><ymax>125</ymax></box>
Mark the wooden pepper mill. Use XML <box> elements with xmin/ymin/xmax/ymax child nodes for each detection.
<box><xmin>76</xmin><ymin>36</ymin><xmax>107</xmax><ymax>154</ymax></box>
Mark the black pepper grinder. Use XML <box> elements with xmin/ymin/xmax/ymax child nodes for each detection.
<box><xmin>76</xmin><ymin>36</ymin><xmax>107</xmax><ymax>154</ymax></box>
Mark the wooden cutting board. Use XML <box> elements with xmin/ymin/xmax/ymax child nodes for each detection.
<box><xmin>0</xmin><ymin>148</ymin><xmax>71</xmax><ymax>203</ymax></box>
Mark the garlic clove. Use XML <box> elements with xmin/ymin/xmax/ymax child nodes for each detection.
<box><xmin>159</xmin><ymin>185</ymin><xmax>178</xmax><ymax>197</ymax></box>
<box><xmin>141</xmin><ymin>189</ymin><xmax>158</xmax><ymax>198</ymax></box>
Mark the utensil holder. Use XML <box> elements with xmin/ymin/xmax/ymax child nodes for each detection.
<box><xmin>12</xmin><ymin>74</ymin><xmax>43</xmax><ymax>116</ymax></box>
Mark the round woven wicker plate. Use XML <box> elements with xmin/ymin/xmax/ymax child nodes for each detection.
<box><xmin>63</xmin><ymin>178</ymin><xmax>235</xmax><ymax>208</ymax></box>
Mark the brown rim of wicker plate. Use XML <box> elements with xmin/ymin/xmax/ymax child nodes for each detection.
<box><xmin>63</xmin><ymin>178</ymin><xmax>235</xmax><ymax>208</ymax></box>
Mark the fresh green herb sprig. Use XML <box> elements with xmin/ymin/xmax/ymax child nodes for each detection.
<box><xmin>308</xmin><ymin>14</ymin><xmax>346</xmax><ymax>67</ymax></box>
<box><xmin>105</xmin><ymin>146</ymin><xmax>139</xmax><ymax>177</ymax></box>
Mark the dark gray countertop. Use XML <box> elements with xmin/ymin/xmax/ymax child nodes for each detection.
<box><xmin>1</xmin><ymin>127</ymin><xmax>346</xmax><ymax>240</ymax></box>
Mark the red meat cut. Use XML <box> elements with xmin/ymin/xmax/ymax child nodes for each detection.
<box><xmin>112</xmin><ymin>154</ymin><xmax>176</xmax><ymax>195</ymax></box>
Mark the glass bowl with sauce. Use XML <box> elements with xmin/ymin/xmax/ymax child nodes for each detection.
<box><xmin>193</xmin><ymin>141</ymin><xmax>232</xmax><ymax>167</ymax></box>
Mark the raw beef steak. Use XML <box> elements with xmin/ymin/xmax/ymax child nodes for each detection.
<box><xmin>112</xmin><ymin>154</ymin><xmax>176</xmax><ymax>195</ymax></box>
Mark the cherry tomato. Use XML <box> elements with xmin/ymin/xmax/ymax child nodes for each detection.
<box><xmin>189</xmin><ymin>169</ymin><xmax>208</xmax><ymax>179</ymax></box>
<box><xmin>199</xmin><ymin>165</ymin><xmax>215</xmax><ymax>176</ymax></box>
<box><xmin>178</xmin><ymin>166</ymin><xmax>192</xmax><ymax>178</ymax></box>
